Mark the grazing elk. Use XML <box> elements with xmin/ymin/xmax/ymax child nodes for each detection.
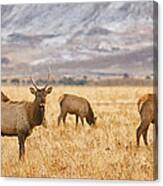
<box><xmin>1</xmin><ymin>77</ymin><xmax>53</xmax><ymax>160</ymax></box>
<box><xmin>58</xmin><ymin>94</ymin><xmax>96</xmax><ymax>127</ymax></box>
<box><xmin>136</xmin><ymin>93</ymin><xmax>157</xmax><ymax>146</ymax></box>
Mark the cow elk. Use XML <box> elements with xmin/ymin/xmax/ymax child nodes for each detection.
<box><xmin>58</xmin><ymin>94</ymin><xmax>96</xmax><ymax>128</ymax></box>
<box><xmin>136</xmin><ymin>93</ymin><xmax>157</xmax><ymax>146</ymax></box>
<box><xmin>1</xmin><ymin>77</ymin><xmax>53</xmax><ymax>160</ymax></box>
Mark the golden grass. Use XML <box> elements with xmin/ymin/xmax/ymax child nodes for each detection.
<box><xmin>1</xmin><ymin>86</ymin><xmax>156</xmax><ymax>180</ymax></box>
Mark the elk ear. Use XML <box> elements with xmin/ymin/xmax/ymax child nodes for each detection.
<box><xmin>46</xmin><ymin>87</ymin><xmax>53</xmax><ymax>94</ymax></box>
<box><xmin>30</xmin><ymin>87</ymin><xmax>36</xmax><ymax>94</ymax></box>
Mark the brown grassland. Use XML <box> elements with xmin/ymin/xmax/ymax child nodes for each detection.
<box><xmin>1</xmin><ymin>86</ymin><xmax>156</xmax><ymax>180</ymax></box>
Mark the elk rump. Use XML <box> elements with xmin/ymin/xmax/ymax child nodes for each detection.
<box><xmin>136</xmin><ymin>93</ymin><xmax>157</xmax><ymax>146</ymax></box>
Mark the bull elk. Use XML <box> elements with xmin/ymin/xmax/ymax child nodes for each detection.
<box><xmin>1</xmin><ymin>77</ymin><xmax>53</xmax><ymax>160</ymax></box>
<box><xmin>136</xmin><ymin>93</ymin><xmax>157</xmax><ymax>146</ymax></box>
<box><xmin>58</xmin><ymin>94</ymin><xmax>97</xmax><ymax>127</ymax></box>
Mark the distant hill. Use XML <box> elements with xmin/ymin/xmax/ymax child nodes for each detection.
<box><xmin>1</xmin><ymin>2</ymin><xmax>154</xmax><ymax>78</ymax></box>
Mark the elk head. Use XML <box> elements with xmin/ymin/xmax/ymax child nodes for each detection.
<box><xmin>86</xmin><ymin>116</ymin><xmax>97</xmax><ymax>126</ymax></box>
<box><xmin>30</xmin><ymin>76</ymin><xmax>53</xmax><ymax>128</ymax></box>
<box><xmin>30</xmin><ymin>75</ymin><xmax>52</xmax><ymax>106</ymax></box>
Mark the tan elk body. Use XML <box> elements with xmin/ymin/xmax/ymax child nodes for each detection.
<box><xmin>58</xmin><ymin>94</ymin><xmax>96</xmax><ymax>127</ymax></box>
<box><xmin>1</xmin><ymin>79</ymin><xmax>52</xmax><ymax>160</ymax></box>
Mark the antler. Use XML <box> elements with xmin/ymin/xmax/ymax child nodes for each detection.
<box><xmin>30</xmin><ymin>77</ymin><xmax>38</xmax><ymax>90</ymax></box>
<box><xmin>44</xmin><ymin>73</ymin><xmax>50</xmax><ymax>89</ymax></box>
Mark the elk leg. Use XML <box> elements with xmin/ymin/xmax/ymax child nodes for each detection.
<box><xmin>136</xmin><ymin>122</ymin><xmax>149</xmax><ymax>146</ymax></box>
<box><xmin>58</xmin><ymin>113</ymin><xmax>62</xmax><ymax>126</ymax></box>
<box><xmin>142</xmin><ymin>125</ymin><xmax>149</xmax><ymax>146</ymax></box>
<box><xmin>136</xmin><ymin>123</ymin><xmax>144</xmax><ymax>146</ymax></box>
<box><xmin>63</xmin><ymin>112</ymin><xmax>67</xmax><ymax>126</ymax></box>
<box><xmin>80</xmin><ymin>117</ymin><xmax>84</xmax><ymax>126</ymax></box>
<box><xmin>18</xmin><ymin>133</ymin><xmax>26</xmax><ymax>160</ymax></box>
<box><xmin>76</xmin><ymin>115</ymin><xmax>79</xmax><ymax>128</ymax></box>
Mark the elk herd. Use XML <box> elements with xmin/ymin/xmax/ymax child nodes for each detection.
<box><xmin>1</xmin><ymin>77</ymin><xmax>157</xmax><ymax>160</ymax></box>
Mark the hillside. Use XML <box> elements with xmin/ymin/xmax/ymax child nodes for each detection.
<box><xmin>1</xmin><ymin>2</ymin><xmax>154</xmax><ymax>78</ymax></box>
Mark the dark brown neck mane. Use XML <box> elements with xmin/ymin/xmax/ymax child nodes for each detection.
<box><xmin>31</xmin><ymin>99</ymin><xmax>45</xmax><ymax>127</ymax></box>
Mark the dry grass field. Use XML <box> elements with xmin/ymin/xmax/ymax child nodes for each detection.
<box><xmin>1</xmin><ymin>86</ymin><xmax>156</xmax><ymax>180</ymax></box>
